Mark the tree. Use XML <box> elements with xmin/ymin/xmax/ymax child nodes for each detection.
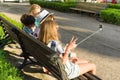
<box><xmin>59</xmin><ymin>0</ymin><xmax>65</xmax><ymax>2</ymax></box>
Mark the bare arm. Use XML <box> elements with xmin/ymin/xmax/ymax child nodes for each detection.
<box><xmin>62</xmin><ymin>36</ymin><xmax>78</xmax><ymax>64</ymax></box>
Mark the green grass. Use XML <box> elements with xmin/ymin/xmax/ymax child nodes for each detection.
<box><xmin>0</xmin><ymin>50</ymin><xmax>23</xmax><ymax>80</ymax></box>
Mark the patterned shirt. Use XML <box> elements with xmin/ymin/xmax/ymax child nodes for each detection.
<box><xmin>23</xmin><ymin>26</ymin><xmax>34</xmax><ymax>36</ymax></box>
<box><xmin>47</xmin><ymin>40</ymin><xmax>64</xmax><ymax>55</ymax></box>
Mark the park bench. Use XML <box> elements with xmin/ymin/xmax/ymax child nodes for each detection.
<box><xmin>0</xmin><ymin>16</ymin><xmax>102</xmax><ymax>80</ymax></box>
<box><xmin>70</xmin><ymin>2</ymin><xmax>107</xmax><ymax>16</ymax></box>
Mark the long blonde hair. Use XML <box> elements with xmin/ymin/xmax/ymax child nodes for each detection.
<box><xmin>29</xmin><ymin>4</ymin><xmax>41</xmax><ymax>16</ymax></box>
<box><xmin>38</xmin><ymin>20</ymin><xmax>59</xmax><ymax>45</ymax></box>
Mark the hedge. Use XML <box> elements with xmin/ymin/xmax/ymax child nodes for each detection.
<box><xmin>29</xmin><ymin>0</ymin><xmax>76</xmax><ymax>12</ymax></box>
<box><xmin>100</xmin><ymin>8</ymin><xmax>120</xmax><ymax>25</ymax></box>
<box><xmin>0</xmin><ymin>50</ymin><xmax>23</xmax><ymax>80</ymax></box>
<box><xmin>108</xmin><ymin>4</ymin><xmax>120</xmax><ymax>9</ymax></box>
<box><xmin>0</xmin><ymin>13</ymin><xmax>23</xmax><ymax>80</ymax></box>
<box><xmin>0</xmin><ymin>26</ymin><xmax>5</xmax><ymax>40</ymax></box>
<box><xmin>0</xmin><ymin>13</ymin><xmax>23</xmax><ymax>29</ymax></box>
<box><xmin>0</xmin><ymin>13</ymin><xmax>23</xmax><ymax>40</ymax></box>
<box><xmin>98</xmin><ymin>3</ymin><xmax>120</xmax><ymax>25</ymax></box>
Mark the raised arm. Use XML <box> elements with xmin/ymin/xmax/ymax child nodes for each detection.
<box><xmin>62</xmin><ymin>36</ymin><xmax>78</xmax><ymax>64</ymax></box>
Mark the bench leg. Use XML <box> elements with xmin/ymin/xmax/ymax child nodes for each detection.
<box><xmin>19</xmin><ymin>53</ymin><xmax>37</xmax><ymax>70</ymax></box>
<box><xmin>0</xmin><ymin>36</ymin><xmax>11</xmax><ymax>48</ymax></box>
<box><xmin>19</xmin><ymin>56</ymin><xmax>28</xmax><ymax>70</ymax></box>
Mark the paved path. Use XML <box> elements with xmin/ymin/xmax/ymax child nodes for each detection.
<box><xmin>0</xmin><ymin>2</ymin><xmax>120</xmax><ymax>80</ymax></box>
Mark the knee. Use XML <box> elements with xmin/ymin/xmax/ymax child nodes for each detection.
<box><xmin>91</xmin><ymin>63</ymin><xmax>96</xmax><ymax>70</ymax></box>
<box><xmin>90</xmin><ymin>63</ymin><xmax>96</xmax><ymax>74</ymax></box>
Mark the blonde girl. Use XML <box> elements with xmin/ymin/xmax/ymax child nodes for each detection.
<box><xmin>38</xmin><ymin>20</ymin><xmax>96</xmax><ymax>79</ymax></box>
<box><xmin>29</xmin><ymin>4</ymin><xmax>41</xmax><ymax>27</ymax></box>
<box><xmin>29</xmin><ymin>4</ymin><xmax>41</xmax><ymax>18</ymax></box>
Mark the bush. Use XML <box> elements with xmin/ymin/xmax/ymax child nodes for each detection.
<box><xmin>108</xmin><ymin>4</ymin><xmax>120</xmax><ymax>9</ymax></box>
<box><xmin>29</xmin><ymin>0</ymin><xmax>76</xmax><ymax>12</ymax></box>
<box><xmin>0</xmin><ymin>14</ymin><xmax>23</xmax><ymax>80</ymax></box>
<box><xmin>0</xmin><ymin>13</ymin><xmax>23</xmax><ymax>46</ymax></box>
<box><xmin>0</xmin><ymin>13</ymin><xmax>23</xmax><ymax>29</ymax></box>
<box><xmin>0</xmin><ymin>13</ymin><xmax>23</xmax><ymax>40</ymax></box>
<box><xmin>100</xmin><ymin>8</ymin><xmax>120</xmax><ymax>25</ymax></box>
<box><xmin>0</xmin><ymin>26</ymin><xmax>5</xmax><ymax>40</ymax></box>
<box><xmin>0</xmin><ymin>50</ymin><xmax>23</xmax><ymax>80</ymax></box>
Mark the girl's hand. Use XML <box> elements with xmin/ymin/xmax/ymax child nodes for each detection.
<box><xmin>63</xmin><ymin>36</ymin><xmax>78</xmax><ymax>64</ymax></box>
<box><xmin>66</xmin><ymin>36</ymin><xmax>78</xmax><ymax>51</ymax></box>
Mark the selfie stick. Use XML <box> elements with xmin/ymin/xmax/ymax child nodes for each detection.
<box><xmin>77</xmin><ymin>24</ymin><xmax>103</xmax><ymax>46</ymax></box>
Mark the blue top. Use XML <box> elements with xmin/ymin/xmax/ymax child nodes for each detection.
<box><xmin>23</xmin><ymin>26</ymin><xmax>34</xmax><ymax>36</ymax></box>
<box><xmin>23</xmin><ymin>26</ymin><xmax>40</xmax><ymax>38</ymax></box>
<box><xmin>35</xmin><ymin>18</ymin><xmax>39</xmax><ymax>28</ymax></box>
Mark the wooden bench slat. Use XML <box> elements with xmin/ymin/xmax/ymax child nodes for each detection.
<box><xmin>84</xmin><ymin>73</ymin><xmax>102</xmax><ymax>80</ymax></box>
<box><xmin>70</xmin><ymin>8</ymin><xmax>96</xmax><ymax>13</ymax></box>
<box><xmin>72</xmin><ymin>75</ymin><xmax>88</xmax><ymax>80</ymax></box>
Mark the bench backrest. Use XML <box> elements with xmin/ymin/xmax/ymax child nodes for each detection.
<box><xmin>0</xmin><ymin>16</ymin><xmax>69</xmax><ymax>80</ymax></box>
<box><xmin>76</xmin><ymin>2</ymin><xmax>107</xmax><ymax>12</ymax></box>
<box><xmin>0</xmin><ymin>16</ymin><xmax>19</xmax><ymax>42</ymax></box>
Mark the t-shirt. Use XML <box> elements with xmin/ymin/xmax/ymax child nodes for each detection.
<box><xmin>35</xmin><ymin>18</ymin><xmax>39</xmax><ymax>28</ymax></box>
<box><xmin>47</xmin><ymin>40</ymin><xmax>64</xmax><ymax>55</ymax></box>
<box><xmin>23</xmin><ymin>26</ymin><xmax>34</xmax><ymax>36</ymax></box>
<box><xmin>23</xmin><ymin>26</ymin><xmax>39</xmax><ymax>38</ymax></box>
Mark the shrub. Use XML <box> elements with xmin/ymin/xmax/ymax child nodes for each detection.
<box><xmin>0</xmin><ymin>50</ymin><xmax>23</xmax><ymax>80</ymax></box>
<box><xmin>108</xmin><ymin>4</ymin><xmax>120</xmax><ymax>9</ymax></box>
<box><xmin>0</xmin><ymin>26</ymin><xmax>5</xmax><ymax>40</ymax></box>
<box><xmin>0</xmin><ymin>13</ymin><xmax>23</xmax><ymax>29</ymax></box>
<box><xmin>100</xmin><ymin>8</ymin><xmax>120</xmax><ymax>25</ymax></box>
<box><xmin>29</xmin><ymin>0</ymin><xmax>76</xmax><ymax>12</ymax></box>
<box><xmin>0</xmin><ymin>14</ymin><xmax>23</xmax><ymax>80</ymax></box>
<box><xmin>0</xmin><ymin>13</ymin><xmax>23</xmax><ymax>40</ymax></box>
<box><xmin>0</xmin><ymin>13</ymin><xmax>23</xmax><ymax>46</ymax></box>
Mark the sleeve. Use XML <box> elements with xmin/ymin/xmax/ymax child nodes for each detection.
<box><xmin>33</xmin><ymin>28</ymin><xmax>40</xmax><ymax>38</ymax></box>
<box><xmin>56</xmin><ymin>42</ymin><xmax>64</xmax><ymax>55</ymax></box>
<box><xmin>47</xmin><ymin>41</ymin><xmax>64</xmax><ymax>55</ymax></box>
<box><xmin>23</xmin><ymin>26</ymin><xmax>36</xmax><ymax>38</ymax></box>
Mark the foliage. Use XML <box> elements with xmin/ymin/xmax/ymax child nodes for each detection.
<box><xmin>100</xmin><ymin>3</ymin><xmax>120</xmax><ymax>25</ymax></box>
<box><xmin>0</xmin><ymin>50</ymin><xmax>23</xmax><ymax>80</ymax></box>
<box><xmin>108</xmin><ymin>4</ymin><xmax>120</xmax><ymax>9</ymax></box>
<box><xmin>29</xmin><ymin>0</ymin><xmax>76</xmax><ymax>12</ymax></box>
<box><xmin>64</xmin><ymin>0</ymin><xmax>77</xmax><ymax>2</ymax></box>
<box><xmin>30</xmin><ymin>0</ymin><xmax>77</xmax><ymax>2</ymax></box>
<box><xmin>0</xmin><ymin>13</ymin><xmax>23</xmax><ymax>29</ymax></box>
<box><xmin>100</xmin><ymin>8</ymin><xmax>120</xmax><ymax>25</ymax></box>
<box><xmin>0</xmin><ymin>13</ymin><xmax>23</xmax><ymax>40</ymax></box>
<box><xmin>0</xmin><ymin>26</ymin><xmax>5</xmax><ymax>40</ymax></box>
<box><xmin>0</xmin><ymin>13</ymin><xmax>23</xmax><ymax>80</ymax></box>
